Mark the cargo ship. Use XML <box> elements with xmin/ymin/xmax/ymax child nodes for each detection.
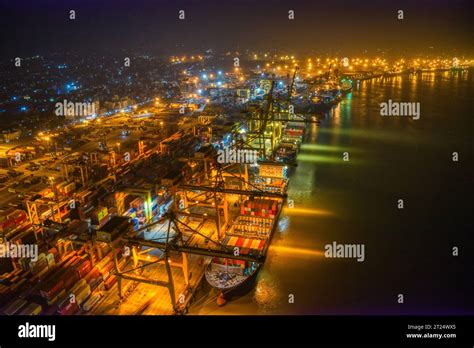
<box><xmin>274</xmin><ymin>142</ymin><xmax>298</xmax><ymax>164</ymax></box>
<box><xmin>205</xmin><ymin>161</ymin><xmax>288</xmax><ymax>300</ymax></box>
<box><xmin>205</xmin><ymin>258</ymin><xmax>260</xmax><ymax>297</ymax></box>
<box><xmin>273</xmin><ymin>121</ymin><xmax>305</xmax><ymax>164</ymax></box>
<box><xmin>205</xmin><ymin>114</ymin><xmax>305</xmax><ymax>300</ymax></box>
<box><xmin>293</xmin><ymin>80</ymin><xmax>343</xmax><ymax>113</ymax></box>
<box><xmin>205</xmin><ymin>195</ymin><xmax>284</xmax><ymax>300</ymax></box>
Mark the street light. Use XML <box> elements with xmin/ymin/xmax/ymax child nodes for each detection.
<box><xmin>44</xmin><ymin>136</ymin><xmax>51</xmax><ymax>151</ymax></box>
<box><xmin>49</xmin><ymin>176</ymin><xmax>57</xmax><ymax>201</ymax></box>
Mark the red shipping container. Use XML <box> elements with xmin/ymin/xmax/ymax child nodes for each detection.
<box><xmin>104</xmin><ymin>275</ymin><xmax>116</xmax><ymax>290</ymax></box>
<box><xmin>62</xmin><ymin>269</ymin><xmax>79</xmax><ymax>290</ymax></box>
<box><xmin>48</xmin><ymin>248</ymin><xmax>59</xmax><ymax>260</ymax></box>
<box><xmin>72</xmin><ymin>258</ymin><xmax>85</xmax><ymax>271</ymax></box>
<box><xmin>45</xmin><ymin>280</ymin><xmax>65</xmax><ymax>300</ymax></box>
<box><xmin>63</xmin><ymin>257</ymin><xmax>76</xmax><ymax>268</ymax></box>
<box><xmin>0</xmin><ymin>219</ymin><xmax>15</xmax><ymax>233</ymax></box>
<box><xmin>12</xmin><ymin>211</ymin><xmax>27</xmax><ymax>225</ymax></box>
<box><xmin>84</xmin><ymin>267</ymin><xmax>100</xmax><ymax>284</ymax></box>
<box><xmin>77</xmin><ymin>261</ymin><xmax>92</xmax><ymax>279</ymax></box>
<box><xmin>69</xmin><ymin>257</ymin><xmax>81</xmax><ymax>268</ymax></box>
<box><xmin>100</xmin><ymin>261</ymin><xmax>114</xmax><ymax>280</ymax></box>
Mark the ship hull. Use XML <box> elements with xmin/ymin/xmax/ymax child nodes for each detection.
<box><xmin>293</xmin><ymin>101</ymin><xmax>335</xmax><ymax>114</ymax></box>
<box><xmin>341</xmin><ymin>86</ymin><xmax>352</xmax><ymax>94</ymax></box>
<box><xmin>205</xmin><ymin>262</ymin><xmax>260</xmax><ymax>299</ymax></box>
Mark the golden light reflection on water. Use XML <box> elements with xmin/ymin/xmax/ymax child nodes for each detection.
<box><xmin>253</xmin><ymin>246</ymin><xmax>326</xmax><ymax>312</ymax></box>
<box><xmin>269</xmin><ymin>245</ymin><xmax>325</xmax><ymax>258</ymax></box>
<box><xmin>420</xmin><ymin>72</ymin><xmax>436</xmax><ymax>86</ymax></box>
<box><xmin>253</xmin><ymin>277</ymin><xmax>281</xmax><ymax>311</ymax></box>
<box><xmin>297</xmin><ymin>153</ymin><xmax>363</xmax><ymax>164</ymax></box>
<box><xmin>317</xmin><ymin>127</ymin><xmax>430</xmax><ymax>145</ymax></box>
<box><xmin>284</xmin><ymin>207</ymin><xmax>334</xmax><ymax>216</ymax></box>
<box><xmin>332</xmin><ymin>103</ymin><xmax>341</xmax><ymax>127</ymax></box>
<box><xmin>253</xmin><ymin>245</ymin><xmax>324</xmax><ymax>313</ymax></box>
<box><xmin>300</xmin><ymin>143</ymin><xmax>354</xmax><ymax>152</ymax></box>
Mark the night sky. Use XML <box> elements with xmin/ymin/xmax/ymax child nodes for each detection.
<box><xmin>0</xmin><ymin>0</ymin><xmax>473</xmax><ymax>56</ymax></box>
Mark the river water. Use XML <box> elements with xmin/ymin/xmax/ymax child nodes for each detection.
<box><xmin>191</xmin><ymin>70</ymin><xmax>473</xmax><ymax>315</ymax></box>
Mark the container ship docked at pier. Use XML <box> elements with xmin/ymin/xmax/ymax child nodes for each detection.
<box><xmin>203</xmin><ymin>72</ymin><xmax>351</xmax><ymax>301</ymax></box>
<box><xmin>205</xmin><ymin>121</ymin><xmax>306</xmax><ymax>301</ymax></box>
<box><xmin>294</xmin><ymin>78</ymin><xmax>352</xmax><ymax>114</ymax></box>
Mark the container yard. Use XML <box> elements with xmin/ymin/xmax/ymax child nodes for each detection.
<box><xmin>0</xmin><ymin>73</ymin><xmax>314</xmax><ymax>315</ymax></box>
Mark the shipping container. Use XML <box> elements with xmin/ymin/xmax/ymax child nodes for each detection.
<box><xmin>104</xmin><ymin>275</ymin><xmax>116</xmax><ymax>290</ymax></box>
<box><xmin>3</xmin><ymin>298</ymin><xmax>28</xmax><ymax>315</ymax></box>
<box><xmin>70</xmin><ymin>279</ymin><xmax>87</xmax><ymax>294</ymax></box>
<box><xmin>63</xmin><ymin>182</ymin><xmax>76</xmax><ymax>194</ymax></box>
<box><xmin>18</xmin><ymin>302</ymin><xmax>42</xmax><ymax>315</ymax></box>
<box><xmin>62</xmin><ymin>269</ymin><xmax>80</xmax><ymax>290</ymax></box>
<box><xmin>82</xmin><ymin>292</ymin><xmax>103</xmax><ymax>312</ymax></box>
<box><xmin>99</xmin><ymin>261</ymin><xmax>114</xmax><ymax>280</ymax></box>
<box><xmin>47</xmin><ymin>289</ymin><xmax>66</xmax><ymax>306</ymax></box>
<box><xmin>84</xmin><ymin>267</ymin><xmax>100</xmax><ymax>284</ymax></box>
<box><xmin>88</xmin><ymin>276</ymin><xmax>104</xmax><ymax>292</ymax></box>
<box><xmin>75</xmin><ymin>284</ymin><xmax>91</xmax><ymax>305</ymax></box>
